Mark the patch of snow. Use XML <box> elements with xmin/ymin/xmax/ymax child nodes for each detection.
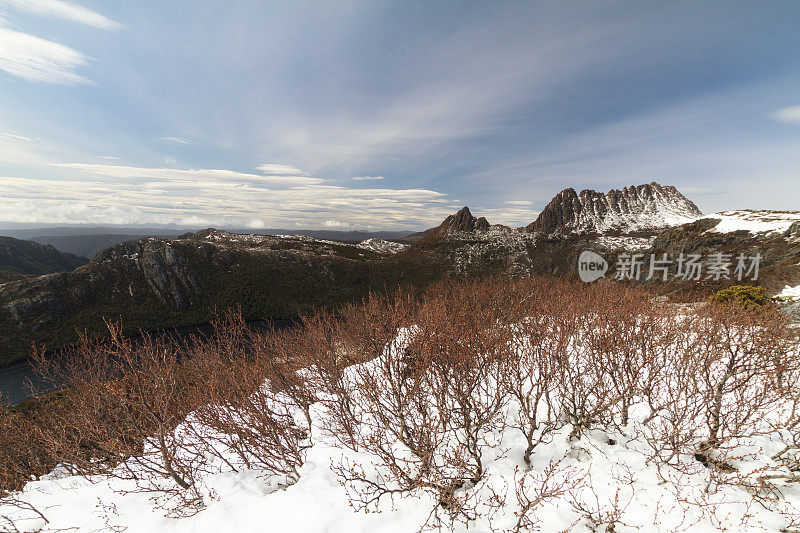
<box><xmin>595</xmin><ymin>236</ymin><xmax>655</xmax><ymax>251</ymax></box>
<box><xmin>704</xmin><ymin>210</ymin><xmax>800</xmax><ymax>235</ymax></box>
<box><xmin>357</xmin><ymin>239</ymin><xmax>408</xmax><ymax>254</ymax></box>
<box><xmin>777</xmin><ymin>283</ymin><xmax>800</xmax><ymax>301</ymax></box>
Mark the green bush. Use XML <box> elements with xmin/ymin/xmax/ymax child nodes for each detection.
<box><xmin>711</xmin><ymin>285</ymin><xmax>770</xmax><ymax>307</ymax></box>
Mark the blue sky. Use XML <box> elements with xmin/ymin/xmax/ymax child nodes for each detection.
<box><xmin>1</xmin><ymin>1</ymin><xmax>799</xmax><ymax>230</ymax></box>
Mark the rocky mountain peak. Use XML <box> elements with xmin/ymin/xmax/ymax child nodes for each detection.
<box><xmin>404</xmin><ymin>207</ymin><xmax>492</xmax><ymax>243</ymax></box>
<box><xmin>438</xmin><ymin>207</ymin><xmax>490</xmax><ymax>233</ymax></box>
<box><xmin>527</xmin><ymin>182</ymin><xmax>701</xmax><ymax>236</ymax></box>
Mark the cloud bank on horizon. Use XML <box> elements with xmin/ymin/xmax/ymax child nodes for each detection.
<box><xmin>1</xmin><ymin>0</ymin><xmax>799</xmax><ymax>230</ymax></box>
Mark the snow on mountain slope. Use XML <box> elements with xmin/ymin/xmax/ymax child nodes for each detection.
<box><xmin>357</xmin><ymin>238</ymin><xmax>409</xmax><ymax>254</ymax></box>
<box><xmin>702</xmin><ymin>210</ymin><xmax>800</xmax><ymax>235</ymax></box>
<box><xmin>528</xmin><ymin>182</ymin><xmax>702</xmax><ymax>235</ymax></box>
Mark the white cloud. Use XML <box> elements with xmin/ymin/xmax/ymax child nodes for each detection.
<box><xmin>771</xmin><ymin>105</ymin><xmax>800</xmax><ymax>124</ymax></box>
<box><xmin>504</xmin><ymin>200</ymin><xmax>533</xmax><ymax>205</ymax></box>
<box><xmin>472</xmin><ymin>206</ymin><xmax>540</xmax><ymax>228</ymax></box>
<box><xmin>2</xmin><ymin>0</ymin><xmax>120</xmax><ymax>30</ymax></box>
<box><xmin>0</xmin><ymin>27</ymin><xmax>88</xmax><ymax>83</ymax></box>
<box><xmin>159</xmin><ymin>137</ymin><xmax>189</xmax><ymax>144</ymax></box>
<box><xmin>322</xmin><ymin>219</ymin><xmax>350</xmax><ymax>228</ymax></box>
<box><xmin>0</xmin><ymin>166</ymin><xmax>451</xmax><ymax>229</ymax></box>
<box><xmin>1</xmin><ymin>132</ymin><xmax>34</xmax><ymax>142</ymax></box>
<box><xmin>52</xmin><ymin>163</ymin><xmax>325</xmax><ymax>185</ymax></box>
<box><xmin>255</xmin><ymin>164</ymin><xmax>307</xmax><ymax>175</ymax></box>
<box><xmin>351</xmin><ymin>176</ymin><xmax>385</xmax><ymax>181</ymax></box>
<box><xmin>246</xmin><ymin>218</ymin><xmax>266</xmax><ymax>229</ymax></box>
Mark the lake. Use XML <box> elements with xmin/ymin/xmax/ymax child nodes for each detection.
<box><xmin>0</xmin><ymin>318</ymin><xmax>296</xmax><ymax>406</ymax></box>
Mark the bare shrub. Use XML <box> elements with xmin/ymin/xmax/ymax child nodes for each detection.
<box><xmin>551</xmin><ymin>282</ymin><xmax>642</xmax><ymax>440</ymax></box>
<box><xmin>567</xmin><ymin>467</ymin><xmax>636</xmax><ymax>532</ymax></box>
<box><xmin>0</xmin><ymin>398</ymin><xmax>51</xmax><ymax>496</ymax></box>
<box><xmin>186</xmin><ymin>312</ymin><xmax>314</xmax><ymax>481</ymax></box>
<box><xmin>32</xmin><ymin>324</ymin><xmax>206</xmax><ymax>513</ymax></box>
<box><xmin>328</xmin><ymin>281</ymin><xmax>512</xmax><ymax>523</ymax></box>
<box><xmin>501</xmin><ymin>310</ymin><xmax>565</xmax><ymax>466</ymax></box>
<box><xmin>640</xmin><ymin>300</ymin><xmax>797</xmax><ymax>484</ymax></box>
<box><xmin>488</xmin><ymin>457</ymin><xmax>583</xmax><ymax>533</ymax></box>
<box><xmin>691</xmin><ymin>303</ymin><xmax>791</xmax><ymax>460</ymax></box>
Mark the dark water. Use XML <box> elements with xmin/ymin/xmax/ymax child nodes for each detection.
<box><xmin>0</xmin><ymin>318</ymin><xmax>296</xmax><ymax>407</ymax></box>
<box><xmin>0</xmin><ymin>358</ymin><xmax>49</xmax><ymax>406</ymax></box>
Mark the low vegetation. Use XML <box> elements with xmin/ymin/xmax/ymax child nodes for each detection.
<box><xmin>712</xmin><ymin>284</ymin><xmax>771</xmax><ymax>307</ymax></box>
<box><xmin>1</xmin><ymin>277</ymin><xmax>798</xmax><ymax>531</ymax></box>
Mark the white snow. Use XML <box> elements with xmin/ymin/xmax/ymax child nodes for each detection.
<box><xmin>2</xmin><ymin>329</ymin><xmax>798</xmax><ymax>533</ymax></box>
<box><xmin>595</xmin><ymin>236</ymin><xmax>655</xmax><ymax>251</ymax></box>
<box><xmin>777</xmin><ymin>283</ymin><xmax>800</xmax><ymax>301</ymax></box>
<box><xmin>357</xmin><ymin>238</ymin><xmax>409</xmax><ymax>254</ymax></box>
<box><xmin>704</xmin><ymin>210</ymin><xmax>800</xmax><ymax>236</ymax></box>
<box><xmin>565</xmin><ymin>186</ymin><xmax>702</xmax><ymax>235</ymax></box>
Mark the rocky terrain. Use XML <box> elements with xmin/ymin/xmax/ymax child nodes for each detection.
<box><xmin>526</xmin><ymin>182</ymin><xmax>701</xmax><ymax>236</ymax></box>
<box><xmin>0</xmin><ymin>229</ymin><xmax>447</xmax><ymax>366</ymax></box>
<box><xmin>2</xmin><ymin>182</ymin><xmax>799</xmax><ymax>367</ymax></box>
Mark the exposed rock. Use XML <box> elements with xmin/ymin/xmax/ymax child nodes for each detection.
<box><xmin>408</xmin><ymin>207</ymin><xmax>493</xmax><ymax>243</ymax></box>
<box><xmin>438</xmin><ymin>207</ymin><xmax>490</xmax><ymax>233</ymax></box>
<box><xmin>0</xmin><ymin>230</ymin><xmax>448</xmax><ymax>366</ymax></box>
<box><xmin>527</xmin><ymin>182</ymin><xmax>701</xmax><ymax>236</ymax></box>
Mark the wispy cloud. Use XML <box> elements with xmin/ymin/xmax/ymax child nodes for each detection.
<box><xmin>351</xmin><ymin>176</ymin><xmax>385</xmax><ymax>181</ymax></box>
<box><xmin>472</xmin><ymin>206</ymin><xmax>539</xmax><ymax>228</ymax></box>
<box><xmin>2</xmin><ymin>0</ymin><xmax>121</xmax><ymax>30</ymax></box>
<box><xmin>771</xmin><ymin>105</ymin><xmax>800</xmax><ymax>124</ymax></box>
<box><xmin>1</xmin><ymin>132</ymin><xmax>35</xmax><ymax>142</ymax></box>
<box><xmin>0</xmin><ymin>0</ymin><xmax>118</xmax><ymax>84</ymax></box>
<box><xmin>159</xmin><ymin>137</ymin><xmax>189</xmax><ymax>144</ymax></box>
<box><xmin>255</xmin><ymin>164</ymin><xmax>307</xmax><ymax>176</ymax></box>
<box><xmin>52</xmin><ymin>163</ymin><xmax>325</xmax><ymax>186</ymax></box>
<box><xmin>0</xmin><ymin>165</ymin><xmax>451</xmax><ymax>228</ymax></box>
<box><xmin>0</xmin><ymin>27</ymin><xmax>89</xmax><ymax>83</ymax></box>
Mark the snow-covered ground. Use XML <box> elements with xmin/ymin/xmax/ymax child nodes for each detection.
<box><xmin>5</xmin><ymin>405</ymin><xmax>796</xmax><ymax>532</ymax></box>
<box><xmin>2</xmin><ymin>329</ymin><xmax>798</xmax><ymax>533</ymax></box>
<box><xmin>357</xmin><ymin>238</ymin><xmax>409</xmax><ymax>254</ymax></box>
<box><xmin>778</xmin><ymin>283</ymin><xmax>800</xmax><ymax>301</ymax></box>
<box><xmin>595</xmin><ymin>236</ymin><xmax>655</xmax><ymax>251</ymax></box>
<box><xmin>703</xmin><ymin>210</ymin><xmax>800</xmax><ymax>235</ymax></box>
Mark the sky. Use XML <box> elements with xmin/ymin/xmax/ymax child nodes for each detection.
<box><xmin>0</xmin><ymin>0</ymin><xmax>799</xmax><ymax>231</ymax></box>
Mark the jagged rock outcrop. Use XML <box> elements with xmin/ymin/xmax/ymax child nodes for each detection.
<box><xmin>406</xmin><ymin>207</ymin><xmax>492</xmax><ymax>243</ymax></box>
<box><xmin>527</xmin><ymin>182</ymin><xmax>701</xmax><ymax>236</ymax></box>
<box><xmin>438</xmin><ymin>207</ymin><xmax>490</xmax><ymax>233</ymax></box>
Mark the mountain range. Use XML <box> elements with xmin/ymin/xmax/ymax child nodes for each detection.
<box><xmin>1</xmin><ymin>182</ymin><xmax>798</xmax><ymax>367</ymax></box>
<box><xmin>0</xmin><ymin>228</ymin><xmax>412</xmax><ymax>259</ymax></box>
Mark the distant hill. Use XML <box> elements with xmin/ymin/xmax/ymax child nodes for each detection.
<box><xmin>0</xmin><ymin>229</ymin><xmax>446</xmax><ymax>366</ymax></box>
<box><xmin>0</xmin><ymin>227</ymin><xmax>413</xmax><ymax>258</ymax></box>
<box><xmin>30</xmin><ymin>234</ymin><xmax>169</xmax><ymax>259</ymax></box>
<box><xmin>0</xmin><ymin>237</ymin><xmax>88</xmax><ymax>279</ymax></box>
